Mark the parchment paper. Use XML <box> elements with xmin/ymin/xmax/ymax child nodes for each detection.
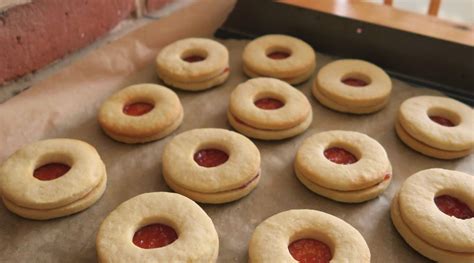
<box><xmin>0</xmin><ymin>1</ymin><xmax>472</xmax><ymax>262</ymax></box>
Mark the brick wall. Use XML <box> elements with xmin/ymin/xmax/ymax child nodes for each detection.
<box><xmin>0</xmin><ymin>0</ymin><xmax>173</xmax><ymax>85</ymax></box>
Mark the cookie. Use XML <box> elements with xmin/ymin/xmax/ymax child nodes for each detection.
<box><xmin>396</xmin><ymin>95</ymin><xmax>473</xmax><ymax>159</ymax></box>
<box><xmin>156</xmin><ymin>38</ymin><xmax>229</xmax><ymax>91</ymax></box>
<box><xmin>98</xmin><ymin>83</ymin><xmax>183</xmax><ymax>144</ymax></box>
<box><xmin>96</xmin><ymin>192</ymin><xmax>219</xmax><ymax>262</ymax></box>
<box><xmin>249</xmin><ymin>209</ymin><xmax>370</xmax><ymax>263</ymax></box>
<box><xmin>391</xmin><ymin>168</ymin><xmax>474</xmax><ymax>262</ymax></box>
<box><xmin>228</xmin><ymin>78</ymin><xmax>312</xmax><ymax>140</ymax></box>
<box><xmin>162</xmin><ymin>128</ymin><xmax>261</xmax><ymax>204</ymax></box>
<box><xmin>295</xmin><ymin>130</ymin><xmax>392</xmax><ymax>203</ymax></box>
<box><xmin>313</xmin><ymin>59</ymin><xmax>392</xmax><ymax>114</ymax></box>
<box><xmin>242</xmin><ymin>34</ymin><xmax>316</xmax><ymax>85</ymax></box>
<box><xmin>0</xmin><ymin>139</ymin><xmax>106</xmax><ymax>220</ymax></box>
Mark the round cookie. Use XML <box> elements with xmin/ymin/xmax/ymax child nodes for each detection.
<box><xmin>96</xmin><ymin>192</ymin><xmax>219</xmax><ymax>262</ymax></box>
<box><xmin>242</xmin><ymin>34</ymin><xmax>316</xmax><ymax>84</ymax></box>
<box><xmin>0</xmin><ymin>139</ymin><xmax>106</xmax><ymax>220</ymax></box>
<box><xmin>249</xmin><ymin>209</ymin><xmax>370</xmax><ymax>263</ymax></box>
<box><xmin>313</xmin><ymin>59</ymin><xmax>392</xmax><ymax>114</ymax></box>
<box><xmin>228</xmin><ymin>78</ymin><xmax>312</xmax><ymax>140</ymax></box>
<box><xmin>156</xmin><ymin>38</ymin><xmax>229</xmax><ymax>91</ymax></box>
<box><xmin>397</xmin><ymin>96</ymin><xmax>473</xmax><ymax>155</ymax></box>
<box><xmin>162</xmin><ymin>128</ymin><xmax>261</xmax><ymax>204</ymax></box>
<box><xmin>243</xmin><ymin>61</ymin><xmax>316</xmax><ymax>85</ymax></box>
<box><xmin>227</xmin><ymin>109</ymin><xmax>313</xmax><ymax>141</ymax></box>
<box><xmin>98</xmin><ymin>83</ymin><xmax>183</xmax><ymax>144</ymax></box>
<box><xmin>395</xmin><ymin>121</ymin><xmax>471</xmax><ymax>159</ymax></box>
<box><xmin>391</xmin><ymin>168</ymin><xmax>474</xmax><ymax>262</ymax></box>
<box><xmin>312</xmin><ymin>81</ymin><xmax>389</xmax><ymax>114</ymax></box>
<box><xmin>295</xmin><ymin>130</ymin><xmax>392</xmax><ymax>203</ymax></box>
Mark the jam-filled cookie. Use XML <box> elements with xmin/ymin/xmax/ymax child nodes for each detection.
<box><xmin>228</xmin><ymin>78</ymin><xmax>312</xmax><ymax>140</ymax></box>
<box><xmin>396</xmin><ymin>96</ymin><xmax>473</xmax><ymax>159</ymax></box>
<box><xmin>249</xmin><ymin>209</ymin><xmax>370</xmax><ymax>263</ymax></box>
<box><xmin>98</xmin><ymin>83</ymin><xmax>183</xmax><ymax>144</ymax></box>
<box><xmin>162</xmin><ymin>128</ymin><xmax>261</xmax><ymax>204</ymax></box>
<box><xmin>391</xmin><ymin>168</ymin><xmax>473</xmax><ymax>263</ymax></box>
<box><xmin>295</xmin><ymin>130</ymin><xmax>392</xmax><ymax>203</ymax></box>
<box><xmin>242</xmin><ymin>34</ymin><xmax>316</xmax><ymax>85</ymax></box>
<box><xmin>313</xmin><ymin>59</ymin><xmax>392</xmax><ymax>114</ymax></box>
<box><xmin>96</xmin><ymin>192</ymin><xmax>219</xmax><ymax>262</ymax></box>
<box><xmin>156</xmin><ymin>38</ymin><xmax>229</xmax><ymax>91</ymax></box>
<box><xmin>0</xmin><ymin>139</ymin><xmax>106</xmax><ymax>220</ymax></box>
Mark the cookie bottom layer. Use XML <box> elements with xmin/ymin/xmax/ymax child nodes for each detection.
<box><xmin>295</xmin><ymin>167</ymin><xmax>391</xmax><ymax>203</ymax></box>
<box><xmin>3</xmin><ymin>168</ymin><xmax>106</xmax><ymax>220</ymax></box>
<box><xmin>227</xmin><ymin>110</ymin><xmax>312</xmax><ymax>140</ymax></box>
<box><xmin>164</xmin><ymin>173</ymin><xmax>260</xmax><ymax>204</ymax></box>
<box><xmin>391</xmin><ymin>193</ymin><xmax>474</xmax><ymax>263</ymax></box>
<box><xmin>160</xmin><ymin>69</ymin><xmax>229</xmax><ymax>91</ymax></box>
<box><xmin>312</xmin><ymin>84</ymin><xmax>388</xmax><ymax>114</ymax></box>
<box><xmin>395</xmin><ymin>121</ymin><xmax>471</xmax><ymax>160</ymax></box>
<box><xmin>103</xmin><ymin>110</ymin><xmax>183</xmax><ymax>144</ymax></box>
<box><xmin>243</xmin><ymin>62</ymin><xmax>315</xmax><ymax>85</ymax></box>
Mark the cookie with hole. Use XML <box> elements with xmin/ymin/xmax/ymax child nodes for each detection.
<box><xmin>162</xmin><ymin>128</ymin><xmax>261</xmax><ymax>204</ymax></box>
<box><xmin>396</xmin><ymin>96</ymin><xmax>473</xmax><ymax>159</ymax></box>
<box><xmin>228</xmin><ymin>78</ymin><xmax>312</xmax><ymax>140</ymax></box>
<box><xmin>242</xmin><ymin>34</ymin><xmax>316</xmax><ymax>85</ymax></box>
<box><xmin>313</xmin><ymin>59</ymin><xmax>392</xmax><ymax>114</ymax></box>
<box><xmin>156</xmin><ymin>38</ymin><xmax>230</xmax><ymax>91</ymax></box>
<box><xmin>98</xmin><ymin>83</ymin><xmax>183</xmax><ymax>144</ymax></box>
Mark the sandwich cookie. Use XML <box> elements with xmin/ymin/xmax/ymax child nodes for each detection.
<box><xmin>295</xmin><ymin>130</ymin><xmax>392</xmax><ymax>203</ymax></box>
<box><xmin>96</xmin><ymin>192</ymin><xmax>219</xmax><ymax>263</ymax></box>
<box><xmin>228</xmin><ymin>78</ymin><xmax>312</xmax><ymax>140</ymax></box>
<box><xmin>391</xmin><ymin>168</ymin><xmax>473</xmax><ymax>263</ymax></box>
<box><xmin>242</xmin><ymin>34</ymin><xmax>316</xmax><ymax>85</ymax></box>
<box><xmin>0</xmin><ymin>139</ymin><xmax>106</xmax><ymax>220</ymax></box>
<box><xmin>313</xmin><ymin>59</ymin><xmax>392</xmax><ymax>114</ymax></box>
<box><xmin>249</xmin><ymin>209</ymin><xmax>370</xmax><ymax>263</ymax></box>
<box><xmin>396</xmin><ymin>96</ymin><xmax>473</xmax><ymax>159</ymax></box>
<box><xmin>98</xmin><ymin>84</ymin><xmax>183</xmax><ymax>144</ymax></box>
<box><xmin>162</xmin><ymin>128</ymin><xmax>261</xmax><ymax>204</ymax></box>
<box><xmin>156</xmin><ymin>38</ymin><xmax>229</xmax><ymax>91</ymax></box>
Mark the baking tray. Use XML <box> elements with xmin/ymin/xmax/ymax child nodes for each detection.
<box><xmin>216</xmin><ymin>0</ymin><xmax>474</xmax><ymax>104</ymax></box>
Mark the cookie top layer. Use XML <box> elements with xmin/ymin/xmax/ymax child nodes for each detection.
<box><xmin>98</xmin><ymin>84</ymin><xmax>183</xmax><ymax>138</ymax></box>
<box><xmin>243</xmin><ymin>34</ymin><xmax>316</xmax><ymax>79</ymax></box>
<box><xmin>398</xmin><ymin>168</ymin><xmax>474</xmax><ymax>253</ymax></box>
<box><xmin>249</xmin><ymin>209</ymin><xmax>370</xmax><ymax>263</ymax></box>
<box><xmin>229</xmin><ymin>78</ymin><xmax>311</xmax><ymax>130</ymax></box>
<box><xmin>316</xmin><ymin>59</ymin><xmax>392</xmax><ymax>107</ymax></box>
<box><xmin>156</xmin><ymin>38</ymin><xmax>229</xmax><ymax>82</ymax></box>
<box><xmin>295</xmin><ymin>130</ymin><xmax>391</xmax><ymax>191</ymax></box>
<box><xmin>96</xmin><ymin>192</ymin><xmax>218</xmax><ymax>262</ymax></box>
<box><xmin>398</xmin><ymin>96</ymin><xmax>474</xmax><ymax>151</ymax></box>
<box><xmin>0</xmin><ymin>139</ymin><xmax>104</xmax><ymax>209</ymax></box>
<box><xmin>162</xmin><ymin>128</ymin><xmax>260</xmax><ymax>193</ymax></box>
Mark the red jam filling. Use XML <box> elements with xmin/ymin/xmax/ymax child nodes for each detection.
<box><xmin>133</xmin><ymin>223</ymin><xmax>178</xmax><ymax>249</ymax></box>
<box><xmin>183</xmin><ymin>55</ymin><xmax>205</xmax><ymax>63</ymax></box>
<box><xmin>33</xmin><ymin>163</ymin><xmax>70</xmax><ymax>181</ymax></box>
<box><xmin>341</xmin><ymin>78</ymin><xmax>368</xmax><ymax>87</ymax></box>
<box><xmin>289</xmin><ymin>239</ymin><xmax>332</xmax><ymax>263</ymax></box>
<box><xmin>194</xmin><ymin>149</ymin><xmax>229</xmax><ymax>168</ymax></box>
<box><xmin>123</xmin><ymin>102</ymin><xmax>154</xmax><ymax>116</ymax></box>
<box><xmin>254</xmin><ymin>98</ymin><xmax>284</xmax><ymax>110</ymax></box>
<box><xmin>384</xmin><ymin>174</ymin><xmax>391</xmax><ymax>180</ymax></box>
<box><xmin>267</xmin><ymin>51</ymin><xmax>290</xmax><ymax>60</ymax></box>
<box><xmin>429</xmin><ymin>116</ymin><xmax>455</xmax><ymax>127</ymax></box>
<box><xmin>324</xmin><ymin>147</ymin><xmax>358</xmax><ymax>165</ymax></box>
<box><xmin>434</xmin><ymin>195</ymin><xmax>473</xmax><ymax>220</ymax></box>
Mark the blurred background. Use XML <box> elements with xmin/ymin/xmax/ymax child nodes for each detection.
<box><xmin>357</xmin><ymin>0</ymin><xmax>473</xmax><ymax>25</ymax></box>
